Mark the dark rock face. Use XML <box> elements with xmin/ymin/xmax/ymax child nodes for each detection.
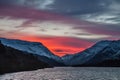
<box><xmin>83</xmin><ymin>41</ymin><xmax>120</xmax><ymax>66</ymax></box>
<box><xmin>72</xmin><ymin>40</ymin><xmax>120</xmax><ymax>67</ymax></box>
<box><xmin>94</xmin><ymin>59</ymin><xmax>120</xmax><ymax>67</ymax></box>
<box><xmin>36</xmin><ymin>55</ymin><xmax>65</xmax><ymax>67</ymax></box>
<box><xmin>74</xmin><ymin>59</ymin><xmax>120</xmax><ymax>67</ymax></box>
<box><xmin>0</xmin><ymin>38</ymin><xmax>64</xmax><ymax>67</ymax></box>
<box><xmin>0</xmin><ymin>41</ymin><xmax>50</xmax><ymax>74</ymax></box>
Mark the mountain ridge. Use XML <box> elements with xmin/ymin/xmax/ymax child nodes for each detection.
<box><xmin>0</xmin><ymin>41</ymin><xmax>51</xmax><ymax>74</ymax></box>
<box><xmin>0</xmin><ymin>38</ymin><xmax>62</xmax><ymax>63</ymax></box>
<box><xmin>0</xmin><ymin>37</ymin><xmax>120</xmax><ymax>67</ymax></box>
<box><xmin>63</xmin><ymin>40</ymin><xmax>120</xmax><ymax>66</ymax></box>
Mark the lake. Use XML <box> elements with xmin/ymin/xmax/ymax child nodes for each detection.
<box><xmin>0</xmin><ymin>67</ymin><xmax>120</xmax><ymax>80</ymax></box>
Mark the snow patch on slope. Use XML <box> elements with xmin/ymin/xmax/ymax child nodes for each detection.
<box><xmin>0</xmin><ymin>38</ymin><xmax>54</xmax><ymax>58</ymax></box>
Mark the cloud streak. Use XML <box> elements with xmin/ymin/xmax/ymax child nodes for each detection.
<box><xmin>0</xmin><ymin>0</ymin><xmax>120</xmax><ymax>25</ymax></box>
<box><xmin>0</xmin><ymin>1</ymin><xmax>120</xmax><ymax>56</ymax></box>
<box><xmin>71</xmin><ymin>0</ymin><xmax>120</xmax><ymax>25</ymax></box>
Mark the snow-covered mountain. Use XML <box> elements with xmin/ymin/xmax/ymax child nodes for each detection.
<box><xmin>62</xmin><ymin>40</ymin><xmax>120</xmax><ymax>66</ymax></box>
<box><xmin>1</xmin><ymin>38</ymin><xmax>120</xmax><ymax>66</ymax></box>
<box><xmin>0</xmin><ymin>41</ymin><xmax>50</xmax><ymax>74</ymax></box>
<box><xmin>0</xmin><ymin>38</ymin><xmax>53</xmax><ymax>57</ymax></box>
<box><xmin>0</xmin><ymin>38</ymin><xmax>62</xmax><ymax>63</ymax></box>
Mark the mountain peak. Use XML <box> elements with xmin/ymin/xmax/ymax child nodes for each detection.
<box><xmin>0</xmin><ymin>38</ymin><xmax>53</xmax><ymax>57</ymax></box>
<box><xmin>0</xmin><ymin>38</ymin><xmax>62</xmax><ymax>63</ymax></box>
<box><xmin>1</xmin><ymin>38</ymin><xmax>120</xmax><ymax>66</ymax></box>
<box><xmin>62</xmin><ymin>39</ymin><xmax>120</xmax><ymax>65</ymax></box>
<box><xmin>0</xmin><ymin>40</ymin><xmax>51</xmax><ymax>74</ymax></box>
<box><xmin>0</xmin><ymin>38</ymin><xmax>43</xmax><ymax>45</ymax></box>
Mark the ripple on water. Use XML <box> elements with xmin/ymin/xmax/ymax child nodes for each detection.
<box><xmin>0</xmin><ymin>67</ymin><xmax>120</xmax><ymax>80</ymax></box>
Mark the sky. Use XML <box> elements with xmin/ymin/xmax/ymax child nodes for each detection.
<box><xmin>0</xmin><ymin>0</ymin><xmax>120</xmax><ymax>56</ymax></box>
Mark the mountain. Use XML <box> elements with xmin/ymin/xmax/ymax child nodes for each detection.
<box><xmin>1</xmin><ymin>38</ymin><xmax>120</xmax><ymax>67</ymax></box>
<box><xmin>62</xmin><ymin>40</ymin><xmax>120</xmax><ymax>66</ymax></box>
<box><xmin>83</xmin><ymin>40</ymin><xmax>120</xmax><ymax>65</ymax></box>
<box><xmin>0</xmin><ymin>38</ymin><xmax>63</xmax><ymax>65</ymax></box>
<box><xmin>0</xmin><ymin>41</ymin><xmax>51</xmax><ymax>74</ymax></box>
<box><xmin>0</xmin><ymin>38</ymin><xmax>56</xmax><ymax>58</ymax></box>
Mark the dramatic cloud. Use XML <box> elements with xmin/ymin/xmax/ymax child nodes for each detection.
<box><xmin>72</xmin><ymin>0</ymin><xmax>120</xmax><ymax>25</ymax></box>
<box><xmin>0</xmin><ymin>0</ymin><xmax>120</xmax><ymax>25</ymax></box>
<box><xmin>0</xmin><ymin>15</ymin><xmax>110</xmax><ymax>40</ymax></box>
<box><xmin>0</xmin><ymin>0</ymin><xmax>55</xmax><ymax>10</ymax></box>
<box><xmin>0</xmin><ymin>0</ymin><xmax>120</xmax><ymax>56</ymax></box>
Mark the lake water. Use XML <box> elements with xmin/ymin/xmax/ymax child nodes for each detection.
<box><xmin>0</xmin><ymin>67</ymin><xmax>120</xmax><ymax>80</ymax></box>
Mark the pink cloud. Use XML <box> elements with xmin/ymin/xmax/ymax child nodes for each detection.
<box><xmin>0</xmin><ymin>5</ymin><xmax>119</xmax><ymax>56</ymax></box>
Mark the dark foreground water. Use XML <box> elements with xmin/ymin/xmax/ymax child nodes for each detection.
<box><xmin>0</xmin><ymin>67</ymin><xmax>120</xmax><ymax>80</ymax></box>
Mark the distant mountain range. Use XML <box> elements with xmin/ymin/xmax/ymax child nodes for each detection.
<box><xmin>0</xmin><ymin>38</ymin><xmax>120</xmax><ymax>74</ymax></box>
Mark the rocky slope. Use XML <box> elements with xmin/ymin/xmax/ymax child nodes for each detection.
<box><xmin>0</xmin><ymin>41</ymin><xmax>51</xmax><ymax>74</ymax></box>
<box><xmin>62</xmin><ymin>40</ymin><xmax>120</xmax><ymax>66</ymax></box>
<box><xmin>0</xmin><ymin>38</ymin><xmax>63</xmax><ymax>66</ymax></box>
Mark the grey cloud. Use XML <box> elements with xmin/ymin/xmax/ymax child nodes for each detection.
<box><xmin>0</xmin><ymin>0</ymin><xmax>25</xmax><ymax>6</ymax></box>
<box><xmin>53</xmin><ymin>49</ymin><xmax>75</xmax><ymax>53</ymax></box>
<box><xmin>38</xmin><ymin>29</ymin><xmax>47</xmax><ymax>32</ymax></box>
<box><xmin>0</xmin><ymin>0</ymin><xmax>118</xmax><ymax>15</ymax></box>
<box><xmin>72</xmin><ymin>0</ymin><xmax>120</xmax><ymax>25</ymax></box>
<box><xmin>0</xmin><ymin>0</ymin><xmax>55</xmax><ymax>10</ymax></box>
<box><xmin>54</xmin><ymin>49</ymin><xmax>64</xmax><ymax>52</ymax></box>
<box><xmin>0</xmin><ymin>0</ymin><xmax>112</xmax><ymax>14</ymax></box>
<box><xmin>53</xmin><ymin>0</ymin><xmax>109</xmax><ymax>14</ymax></box>
<box><xmin>74</xmin><ymin>12</ymin><xmax>120</xmax><ymax>24</ymax></box>
<box><xmin>0</xmin><ymin>0</ymin><xmax>120</xmax><ymax>25</ymax></box>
